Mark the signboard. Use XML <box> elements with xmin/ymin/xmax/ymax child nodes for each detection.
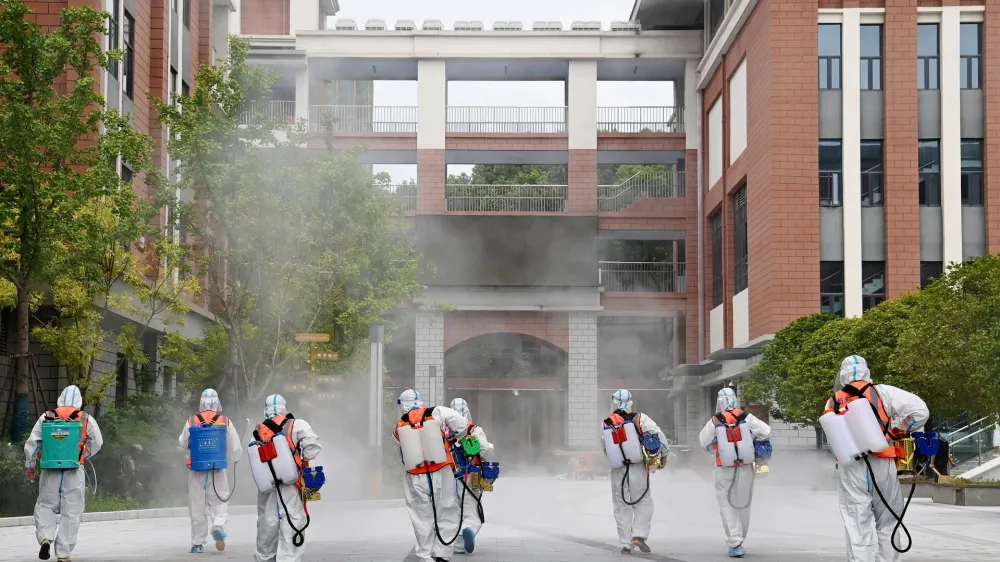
<box><xmin>312</xmin><ymin>351</ymin><xmax>339</xmax><ymax>361</ymax></box>
<box><xmin>295</xmin><ymin>333</ymin><xmax>331</xmax><ymax>343</ymax></box>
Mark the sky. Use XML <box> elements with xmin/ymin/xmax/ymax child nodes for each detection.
<box><xmin>329</xmin><ymin>0</ymin><xmax>674</xmax><ymax>181</ymax></box>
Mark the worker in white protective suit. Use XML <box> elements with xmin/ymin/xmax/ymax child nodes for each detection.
<box><xmin>449</xmin><ymin>397</ymin><xmax>496</xmax><ymax>555</ymax></box>
<box><xmin>698</xmin><ymin>387</ymin><xmax>771</xmax><ymax>558</ymax></box>
<box><xmin>825</xmin><ymin>355</ymin><xmax>928</xmax><ymax>562</ymax></box>
<box><xmin>604</xmin><ymin>389</ymin><xmax>669</xmax><ymax>555</ymax></box>
<box><xmin>179</xmin><ymin>389</ymin><xmax>243</xmax><ymax>553</ymax></box>
<box><xmin>253</xmin><ymin>394</ymin><xmax>322</xmax><ymax>562</ymax></box>
<box><xmin>23</xmin><ymin>385</ymin><xmax>103</xmax><ymax>562</ymax></box>
<box><xmin>394</xmin><ymin>389</ymin><xmax>476</xmax><ymax>562</ymax></box>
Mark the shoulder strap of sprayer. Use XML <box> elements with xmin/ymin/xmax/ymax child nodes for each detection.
<box><xmin>604</xmin><ymin>409</ymin><xmax>637</xmax><ymax>427</ymax></box>
<box><xmin>714</xmin><ymin>410</ymin><xmax>748</xmax><ymax>426</ymax></box>
<box><xmin>195</xmin><ymin>413</ymin><xmax>221</xmax><ymax>426</ymax></box>
<box><xmin>838</xmin><ymin>382</ymin><xmax>892</xmax><ymax>435</ymax></box>
<box><xmin>253</xmin><ymin>416</ymin><xmax>290</xmax><ymax>442</ymax></box>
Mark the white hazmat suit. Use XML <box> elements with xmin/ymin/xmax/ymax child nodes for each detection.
<box><xmin>828</xmin><ymin>355</ymin><xmax>928</xmax><ymax>562</ymax></box>
<box><xmin>23</xmin><ymin>385</ymin><xmax>103</xmax><ymax>561</ymax></box>
<box><xmin>178</xmin><ymin>389</ymin><xmax>243</xmax><ymax>551</ymax></box>
<box><xmin>605</xmin><ymin>389</ymin><xmax>668</xmax><ymax>554</ymax></box>
<box><xmin>395</xmin><ymin>389</ymin><xmax>474</xmax><ymax>562</ymax></box>
<box><xmin>698</xmin><ymin>387</ymin><xmax>771</xmax><ymax>558</ymax></box>
<box><xmin>253</xmin><ymin>394</ymin><xmax>322</xmax><ymax>562</ymax></box>
<box><xmin>449</xmin><ymin>397</ymin><xmax>496</xmax><ymax>555</ymax></box>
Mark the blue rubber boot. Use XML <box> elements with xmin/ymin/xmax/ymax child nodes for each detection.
<box><xmin>189</xmin><ymin>545</ymin><xmax>203</xmax><ymax>554</ymax></box>
<box><xmin>211</xmin><ymin>528</ymin><xmax>228</xmax><ymax>551</ymax></box>
<box><xmin>728</xmin><ymin>546</ymin><xmax>745</xmax><ymax>558</ymax></box>
<box><xmin>462</xmin><ymin>527</ymin><xmax>476</xmax><ymax>554</ymax></box>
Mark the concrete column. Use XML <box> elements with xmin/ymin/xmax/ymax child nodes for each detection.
<box><xmin>295</xmin><ymin>67</ymin><xmax>309</xmax><ymax>124</ymax></box>
<box><xmin>289</xmin><ymin>0</ymin><xmax>320</xmax><ymax>33</ymax></box>
<box><xmin>684</xmin><ymin>58</ymin><xmax>700</xmax><ymax>146</ymax></box>
<box><xmin>567</xmin><ymin>312</ymin><xmax>598</xmax><ymax>449</ymax></box>
<box><xmin>685</xmin><ymin>388</ymin><xmax>706</xmax><ymax>447</ymax></box>
<box><xmin>940</xmin><ymin>7</ymin><xmax>964</xmax><ymax>266</ymax></box>
<box><xmin>842</xmin><ymin>9</ymin><xmax>863</xmax><ymax>318</ymax></box>
<box><xmin>417</xmin><ymin>60</ymin><xmax>447</xmax><ymax>150</ymax></box>
<box><xmin>567</xmin><ymin>61</ymin><xmax>597</xmax><ymax>150</ymax></box>
<box><xmin>414</xmin><ymin>312</ymin><xmax>444</xmax><ymax>407</ymax></box>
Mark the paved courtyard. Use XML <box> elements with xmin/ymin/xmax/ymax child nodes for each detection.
<box><xmin>1</xmin><ymin>466</ymin><xmax>998</xmax><ymax>561</ymax></box>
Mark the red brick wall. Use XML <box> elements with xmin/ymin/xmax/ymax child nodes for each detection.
<box><xmin>306</xmin><ymin>135</ymin><xmax>418</xmax><ymax>151</ymax></box>
<box><xmin>445</xmin><ymin>134</ymin><xmax>567</xmax><ymax>151</ymax></box>
<box><xmin>684</xmin><ymin>149</ymin><xmax>699</xmax><ymax>363</ymax></box>
<box><xmin>444</xmin><ymin>312</ymin><xmax>569</xmax><ymax>351</ymax></box>
<box><xmin>241</xmin><ymin>0</ymin><xmax>289</xmax><ymax>35</ymax></box>
<box><xmin>597</xmin><ymin>133</ymin><xmax>686</xmax><ymax>152</ymax></box>
<box><xmin>197</xmin><ymin>0</ymin><xmax>213</xmax><ymax>66</ymax></box>
<box><xmin>884</xmin><ymin>0</ymin><xmax>921</xmax><ymax>297</ymax></box>
<box><xmin>567</xmin><ymin>149</ymin><xmax>597</xmax><ymax>212</ymax></box>
<box><xmin>598</xmin><ymin>217</ymin><xmax>688</xmax><ymax>230</ymax></box>
<box><xmin>149</xmin><ymin>0</ymin><xmax>169</xmax><ymax>173</ymax></box>
<box><xmin>416</xmin><ymin>150</ymin><xmax>445</xmax><ymax>213</ymax></box>
<box><xmin>986</xmin><ymin>3</ymin><xmax>1000</xmax><ymax>254</ymax></box>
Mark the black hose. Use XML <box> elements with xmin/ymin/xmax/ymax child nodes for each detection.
<box><xmin>861</xmin><ymin>454</ymin><xmax>922</xmax><ymax>554</ymax></box>
<box><xmin>620</xmin><ymin>463</ymin><xmax>651</xmax><ymax>507</ymax></box>
<box><xmin>427</xmin><ymin>471</ymin><xmax>466</xmax><ymax>546</ymax></box>
<box><xmin>211</xmin><ymin>465</ymin><xmax>236</xmax><ymax>503</ymax></box>
<box><xmin>456</xmin><ymin>471</ymin><xmax>486</xmax><ymax>524</ymax></box>
<box><xmin>266</xmin><ymin>461</ymin><xmax>310</xmax><ymax>547</ymax></box>
<box><xmin>727</xmin><ymin>463</ymin><xmax>755</xmax><ymax>510</ymax></box>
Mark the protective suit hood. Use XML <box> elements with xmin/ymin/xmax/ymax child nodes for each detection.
<box><xmin>57</xmin><ymin>385</ymin><xmax>83</xmax><ymax>409</ymax></box>
<box><xmin>398</xmin><ymin>389</ymin><xmax>423</xmax><ymax>416</ymax></box>
<box><xmin>836</xmin><ymin>355</ymin><xmax>872</xmax><ymax>389</ymax></box>
<box><xmin>264</xmin><ymin>394</ymin><xmax>287</xmax><ymax>419</ymax></box>
<box><xmin>611</xmin><ymin>389</ymin><xmax>633</xmax><ymax>412</ymax></box>
<box><xmin>717</xmin><ymin>387</ymin><xmax>738</xmax><ymax>412</ymax></box>
<box><xmin>450</xmin><ymin>398</ymin><xmax>471</xmax><ymax>421</ymax></box>
<box><xmin>200</xmin><ymin>388</ymin><xmax>221</xmax><ymax>412</ymax></box>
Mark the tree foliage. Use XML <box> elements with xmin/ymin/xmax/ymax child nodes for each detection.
<box><xmin>156</xmin><ymin>37</ymin><xmax>425</xmax><ymax>410</ymax></box>
<box><xmin>745</xmin><ymin>255</ymin><xmax>1000</xmax><ymax>426</ymax></box>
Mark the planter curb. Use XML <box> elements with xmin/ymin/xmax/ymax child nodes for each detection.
<box><xmin>0</xmin><ymin>498</ymin><xmax>404</xmax><ymax>528</ymax></box>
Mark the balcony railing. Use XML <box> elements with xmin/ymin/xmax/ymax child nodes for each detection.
<box><xmin>378</xmin><ymin>184</ymin><xmax>418</xmax><ymax>211</ymax></box>
<box><xmin>239</xmin><ymin>100</ymin><xmax>295</xmax><ymax>127</ymax></box>
<box><xmin>597</xmin><ymin>106</ymin><xmax>684</xmax><ymax>133</ymax></box>
<box><xmin>445</xmin><ymin>184</ymin><xmax>568</xmax><ymax>212</ymax></box>
<box><xmin>598</xmin><ymin>171</ymin><xmax>685</xmax><ymax>212</ymax></box>
<box><xmin>309</xmin><ymin>105</ymin><xmax>418</xmax><ymax>133</ymax></box>
<box><xmin>599</xmin><ymin>262</ymin><xmax>687</xmax><ymax>293</ymax></box>
<box><xmin>446</xmin><ymin>106</ymin><xmax>567</xmax><ymax>133</ymax></box>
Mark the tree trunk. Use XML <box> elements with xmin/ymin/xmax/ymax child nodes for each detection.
<box><xmin>11</xmin><ymin>283</ymin><xmax>32</xmax><ymax>441</ymax></box>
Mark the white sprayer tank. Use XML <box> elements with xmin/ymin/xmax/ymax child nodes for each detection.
<box><xmin>820</xmin><ymin>410</ymin><xmax>862</xmax><ymax>464</ymax></box>
<box><xmin>603</xmin><ymin>422</ymin><xmax>643</xmax><ymax>468</ymax></box>
<box><xmin>845</xmin><ymin>399</ymin><xmax>890</xmax><ymax>454</ymax></box>
<box><xmin>715</xmin><ymin>422</ymin><xmax>755</xmax><ymax>468</ymax></box>
<box><xmin>397</xmin><ymin>417</ymin><xmax>449</xmax><ymax>471</ymax></box>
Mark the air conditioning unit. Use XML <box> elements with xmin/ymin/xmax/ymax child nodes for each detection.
<box><xmin>334</xmin><ymin>19</ymin><xmax>357</xmax><ymax>31</ymax></box>
<box><xmin>422</xmin><ymin>19</ymin><xmax>444</xmax><ymax>31</ymax></box>
<box><xmin>455</xmin><ymin>20</ymin><xmax>484</xmax><ymax>31</ymax></box>
<box><xmin>610</xmin><ymin>21</ymin><xmax>640</xmax><ymax>32</ymax></box>
<box><xmin>395</xmin><ymin>19</ymin><xmax>416</xmax><ymax>31</ymax></box>
<box><xmin>570</xmin><ymin>20</ymin><xmax>602</xmax><ymax>31</ymax></box>
<box><xmin>532</xmin><ymin>21</ymin><xmax>562</xmax><ymax>31</ymax></box>
<box><xmin>365</xmin><ymin>19</ymin><xmax>387</xmax><ymax>31</ymax></box>
<box><xmin>493</xmin><ymin>20</ymin><xmax>523</xmax><ymax>31</ymax></box>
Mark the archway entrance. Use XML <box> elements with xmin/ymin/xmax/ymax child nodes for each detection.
<box><xmin>444</xmin><ymin>333</ymin><xmax>567</xmax><ymax>472</ymax></box>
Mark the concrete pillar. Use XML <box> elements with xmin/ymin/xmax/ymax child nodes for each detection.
<box><xmin>567</xmin><ymin>61</ymin><xmax>597</xmax><ymax>150</ymax></box>
<box><xmin>414</xmin><ymin>312</ymin><xmax>444</xmax><ymax>407</ymax></box>
<box><xmin>289</xmin><ymin>0</ymin><xmax>321</xmax><ymax>33</ymax></box>
<box><xmin>295</xmin><ymin>67</ymin><xmax>309</xmax><ymax>124</ymax></box>
<box><xmin>842</xmin><ymin>9</ymin><xmax>863</xmax><ymax>318</ymax></box>
<box><xmin>567</xmin><ymin>312</ymin><xmax>598</xmax><ymax>449</ymax></box>
<box><xmin>417</xmin><ymin>60</ymin><xmax>447</xmax><ymax>150</ymax></box>
<box><xmin>684</xmin><ymin>58</ymin><xmax>699</xmax><ymax>144</ymax></box>
<box><xmin>940</xmin><ymin>7</ymin><xmax>964</xmax><ymax>266</ymax></box>
<box><xmin>685</xmin><ymin>388</ymin><xmax>706</xmax><ymax>447</ymax></box>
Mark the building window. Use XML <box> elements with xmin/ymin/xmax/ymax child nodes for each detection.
<box><xmin>122</xmin><ymin>10</ymin><xmax>134</xmax><ymax>100</ymax></box>
<box><xmin>918</xmin><ymin>24</ymin><xmax>939</xmax><ymax>90</ymax></box>
<box><xmin>115</xmin><ymin>353</ymin><xmax>129</xmax><ymax>407</ymax></box>
<box><xmin>960</xmin><ymin>23</ymin><xmax>982</xmax><ymax>89</ymax></box>
<box><xmin>862</xmin><ymin>261</ymin><xmax>886</xmax><ymax>311</ymax></box>
<box><xmin>182</xmin><ymin>81</ymin><xmax>190</xmax><ymax>98</ymax></box>
<box><xmin>819</xmin><ymin>24</ymin><xmax>842</xmax><ymax>90</ymax></box>
<box><xmin>733</xmin><ymin>187</ymin><xmax>748</xmax><ymax>294</ymax></box>
<box><xmin>109</xmin><ymin>0</ymin><xmax>120</xmax><ymax>79</ymax></box>
<box><xmin>183</xmin><ymin>0</ymin><xmax>191</xmax><ymax>29</ymax></box>
<box><xmin>860</xmin><ymin>141</ymin><xmax>884</xmax><ymax>207</ymax></box>
<box><xmin>120</xmin><ymin>162</ymin><xmax>133</xmax><ymax>184</ymax></box>
<box><xmin>819</xmin><ymin>141</ymin><xmax>843</xmax><ymax>207</ymax></box>
<box><xmin>860</xmin><ymin>25</ymin><xmax>882</xmax><ymax>91</ymax></box>
<box><xmin>163</xmin><ymin>366</ymin><xmax>174</xmax><ymax>398</ymax></box>
<box><xmin>961</xmin><ymin>140</ymin><xmax>984</xmax><ymax>206</ymax></box>
<box><xmin>170</xmin><ymin>67</ymin><xmax>178</xmax><ymax>105</ymax></box>
<box><xmin>821</xmin><ymin>261</ymin><xmax>844</xmax><ymax>317</ymax></box>
<box><xmin>918</xmin><ymin>140</ymin><xmax>941</xmax><ymax>206</ymax></box>
<box><xmin>712</xmin><ymin>212</ymin><xmax>723</xmax><ymax>308</ymax></box>
<box><xmin>920</xmin><ymin>261</ymin><xmax>942</xmax><ymax>288</ymax></box>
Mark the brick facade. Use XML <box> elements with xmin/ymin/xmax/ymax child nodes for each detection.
<box><xmin>567</xmin><ymin>149</ymin><xmax>598</xmax><ymax>213</ymax></box>
<box><xmin>566</xmin><ymin>312</ymin><xmax>598</xmax><ymax>449</ymax></box>
<box><xmin>443</xmin><ymin>311</ymin><xmax>569</xmax><ymax>351</ymax></box>
<box><xmin>240</xmin><ymin>0</ymin><xmax>289</xmax><ymax>35</ymax></box>
<box><xmin>985</xmin><ymin>2</ymin><xmax>1000</xmax><ymax>254</ymax></box>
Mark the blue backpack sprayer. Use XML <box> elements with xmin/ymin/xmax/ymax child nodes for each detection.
<box><xmin>451</xmin><ymin>430</ymin><xmax>500</xmax><ymax>527</ymax></box>
<box><xmin>188</xmin><ymin>412</ymin><xmax>237</xmax><ymax>502</ymax></box>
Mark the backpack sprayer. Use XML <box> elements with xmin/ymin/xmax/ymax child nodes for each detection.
<box><xmin>713</xmin><ymin>411</ymin><xmax>770</xmax><ymax>510</ymax></box>
<box><xmin>187</xmin><ymin>413</ymin><xmax>237</xmax><ymax>503</ymax></box>
<box><xmin>451</xmin><ymin>432</ymin><xmax>499</xmax><ymax>526</ymax></box>
<box><xmin>820</xmin><ymin>386</ymin><xmax>923</xmax><ymax>554</ymax></box>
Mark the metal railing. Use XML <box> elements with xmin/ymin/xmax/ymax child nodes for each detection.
<box><xmin>444</xmin><ymin>184</ymin><xmax>568</xmax><ymax>212</ymax></box>
<box><xmin>598</xmin><ymin>171</ymin><xmax>685</xmax><ymax>212</ymax></box>
<box><xmin>597</xmin><ymin>106</ymin><xmax>684</xmax><ymax>133</ymax></box>
<box><xmin>379</xmin><ymin>184</ymin><xmax>418</xmax><ymax>211</ymax></box>
<box><xmin>239</xmin><ymin>100</ymin><xmax>295</xmax><ymax>126</ymax></box>
<box><xmin>446</xmin><ymin>106</ymin><xmax>567</xmax><ymax>133</ymax></box>
<box><xmin>599</xmin><ymin>261</ymin><xmax>686</xmax><ymax>293</ymax></box>
<box><xmin>308</xmin><ymin>105</ymin><xmax>418</xmax><ymax>133</ymax></box>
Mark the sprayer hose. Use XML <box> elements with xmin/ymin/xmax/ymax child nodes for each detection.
<box><xmin>861</xmin><ymin>455</ymin><xmax>921</xmax><ymax>554</ymax></box>
<box><xmin>456</xmin><ymin>472</ymin><xmax>486</xmax><ymax>524</ymax></box>
<box><xmin>427</xmin><ymin>471</ymin><xmax>466</xmax><ymax>546</ymax></box>
<box><xmin>212</xmin><ymin>465</ymin><xmax>236</xmax><ymax>503</ymax></box>
<box><xmin>264</xmin><ymin>460</ymin><xmax>310</xmax><ymax>547</ymax></box>
<box><xmin>727</xmin><ymin>463</ymin><xmax>755</xmax><ymax>511</ymax></box>
<box><xmin>621</xmin><ymin>463</ymin><xmax>651</xmax><ymax>507</ymax></box>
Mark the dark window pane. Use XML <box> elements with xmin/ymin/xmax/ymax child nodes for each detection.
<box><xmin>918</xmin><ymin>141</ymin><xmax>939</xmax><ymax>171</ymax></box>
<box><xmin>860</xmin><ymin>141</ymin><xmax>883</xmax><ymax>172</ymax></box>
<box><xmin>712</xmin><ymin>212</ymin><xmax>723</xmax><ymax>308</ymax></box>
<box><xmin>918</xmin><ymin>59</ymin><xmax>926</xmax><ymax>89</ymax></box>
<box><xmin>920</xmin><ymin>262</ymin><xmax>942</xmax><ymax>288</ymax></box>
<box><xmin>928</xmin><ymin>58</ymin><xmax>939</xmax><ymax>89</ymax></box>
<box><xmin>961</xmin><ymin>140</ymin><xmax>983</xmax><ymax>170</ymax></box>
<box><xmin>821</xmin><ymin>261</ymin><xmax>844</xmax><ymax>293</ymax></box>
<box><xmin>960</xmin><ymin>23</ymin><xmax>981</xmax><ymax>56</ymax></box>
<box><xmin>861</xmin><ymin>141</ymin><xmax>883</xmax><ymax>207</ymax></box>
<box><xmin>871</xmin><ymin>59</ymin><xmax>882</xmax><ymax>90</ymax></box>
<box><xmin>831</xmin><ymin>58</ymin><xmax>841</xmax><ymax>89</ymax></box>
<box><xmin>819</xmin><ymin>141</ymin><xmax>843</xmax><ymax>171</ymax></box>
<box><xmin>918</xmin><ymin>24</ymin><xmax>939</xmax><ymax>56</ymax></box>
<box><xmin>734</xmin><ymin>187</ymin><xmax>748</xmax><ymax>294</ymax></box>
<box><xmin>862</xmin><ymin>261</ymin><xmax>886</xmax><ymax>312</ymax></box>
<box><xmin>819</xmin><ymin>24</ymin><xmax>842</xmax><ymax>56</ymax></box>
<box><xmin>860</xmin><ymin>25</ymin><xmax>882</xmax><ymax>57</ymax></box>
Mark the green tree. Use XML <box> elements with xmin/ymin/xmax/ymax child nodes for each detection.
<box><xmin>156</xmin><ymin>38</ymin><xmax>425</xmax><ymax>410</ymax></box>
<box><xmin>777</xmin><ymin>316</ymin><xmax>859</xmax><ymax>426</ymax></box>
<box><xmin>0</xmin><ymin>1</ymin><xmax>171</xmax><ymax>434</ymax></box>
